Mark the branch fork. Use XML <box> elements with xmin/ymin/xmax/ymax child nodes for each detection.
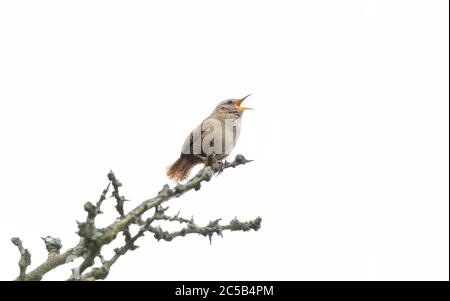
<box><xmin>12</xmin><ymin>154</ymin><xmax>260</xmax><ymax>281</ymax></box>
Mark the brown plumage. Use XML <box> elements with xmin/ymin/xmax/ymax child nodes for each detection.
<box><xmin>166</xmin><ymin>154</ymin><xmax>203</xmax><ymax>182</ymax></box>
<box><xmin>167</xmin><ymin>95</ymin><xmax>252</xmax><ymax>182</ymax></box>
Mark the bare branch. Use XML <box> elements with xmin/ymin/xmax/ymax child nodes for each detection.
<box><xmin>147</xmin><ymin>216</ymin><xmax>262</xmax><ymax>244</ymax></box>
<box><xmin>154</xmin><ymin>206</ymin><xmax>194</xmax><ymax>225</ymax></box>
<box><xmin>224</xmin><ymin>154</ymin><xmax>253</xmax><ymax>168</ymax></box>
<box><xmin>95</xmin><ymin>181</ymin><xmax>111</xmax><ymax>215</ymax></box>
<box><xmin>11</xmin><ymin>237</ymin><xmax>31</xmax><ymax>280</ymax></box>
<box><xmin>108</xmin><ymin>171</ymin><xmax>128</xmax><ymax>218</ymax></box>
<box><xmin>11</xmin><ymin>154</ymin><xmax>260</xmax><ymax>281</ymax></box>
<box><xmin>97</xmin><ymin>154</ymin><xmax>252</xmax><ymax>247</ymax></box>
<box><xmin>78</xmin><ymin>219</ymin><xmax>152</xmax><ymax>281</ymax></box>
<box><xmin>15</xmin><ymin>240</ymin><xmax>85</xmax><ymax>281</ymax></box>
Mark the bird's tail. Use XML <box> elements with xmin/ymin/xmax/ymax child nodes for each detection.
<box><xmin>166</xmin><ymin>154</ymin><xmax>200</xmax><ymax>182</ymax></box>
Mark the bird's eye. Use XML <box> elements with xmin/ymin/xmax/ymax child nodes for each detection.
<box><xmin>227</xmin><ymin>100</ymin><xmax>233</xmax><ymax>104</ymax></box>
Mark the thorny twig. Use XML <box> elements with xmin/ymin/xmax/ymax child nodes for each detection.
<box><xmin>11</xmin><ymin>154</ymin><xmax>260</xmax><ymax>281</ymax></box>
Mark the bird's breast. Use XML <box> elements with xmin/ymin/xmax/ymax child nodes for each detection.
<box><xmin>181</xmin><ymin>116</ymin><xmax>242</xmax><ymax>160</ymax></box>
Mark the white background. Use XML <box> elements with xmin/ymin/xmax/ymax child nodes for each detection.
<box><xmin>0</xmin><ymin>1</ymin><xmax>448</xmax><ymax>281</ymax></box>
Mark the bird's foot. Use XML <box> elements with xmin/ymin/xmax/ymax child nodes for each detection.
<box><xmin>205</xmin><ymin>153</ymin><xmax>225</xmax><ymax>176</ymax></box>
<box><xmin>205</xmin><ymin>152</ymin><xmax>217</xmax><ymax>166</ymax></box>
<box><xmin>213</xmin><ymin>160</ymin><xmax>225</xmax><ymax>176</ymax></box>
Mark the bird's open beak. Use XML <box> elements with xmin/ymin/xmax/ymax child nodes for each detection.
<box><xmin>235</xmin><ymin>94</ymin><xmax>253</xmax><ymax>111</ymax></box>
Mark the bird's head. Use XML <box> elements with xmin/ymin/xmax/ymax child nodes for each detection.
<box><xmin>213</xmin><ymin>94</ymin><xmax>253</xmax><ymax>117</ymax></box>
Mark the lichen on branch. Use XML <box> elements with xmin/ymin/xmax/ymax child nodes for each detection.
<box><xmin>11</xmin><ymin>154</ymin><xmax>261</xmax><ymax>281</ymax></box>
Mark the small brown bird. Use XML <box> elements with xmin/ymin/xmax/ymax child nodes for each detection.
<box><xmin>167</xmin><ymin>94</ymin><xmax>252</xmax><ymax>182</ymax></box>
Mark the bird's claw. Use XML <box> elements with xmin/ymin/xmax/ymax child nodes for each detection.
<box><xmin>213</xmin><ymin>161</ymin><xmax>225</xmax><ymax>176</ymax></box>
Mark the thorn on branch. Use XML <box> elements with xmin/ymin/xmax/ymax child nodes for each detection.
<box><xmin>108</xmin><ymin>171</ymin><xmax>127</xmax><ymax>218</ymax></box>
<box><xmin>94</xmin><ymin>181</ymin><xmax>111</xmax><ymax>215</ymax></box>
